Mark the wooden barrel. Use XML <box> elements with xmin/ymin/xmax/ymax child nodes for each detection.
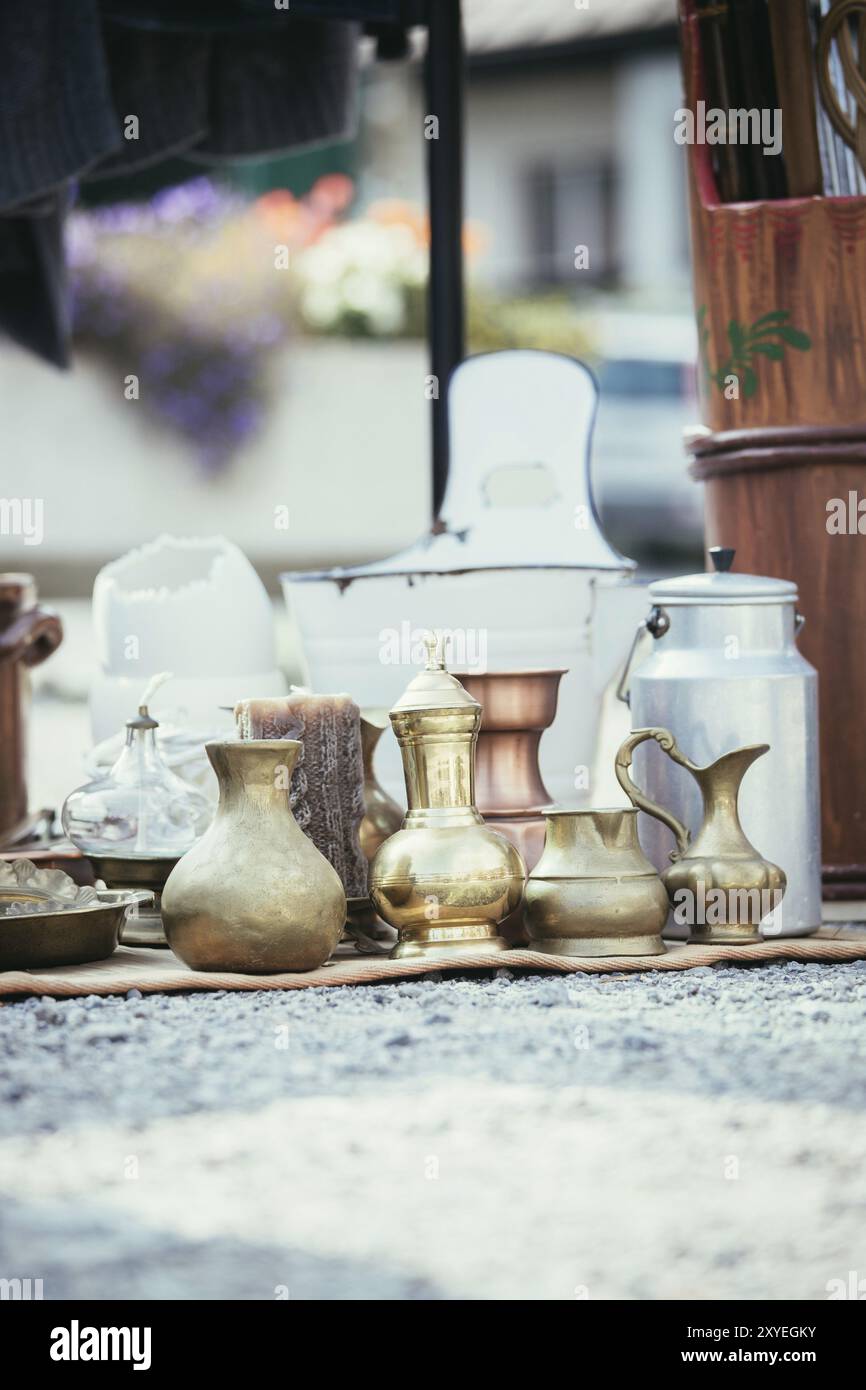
<box><xmin>689</xmin><ymin>427</ymin><xmax>866</xmax><ymax>897</ymax></box>
<box><xmin>680</xmin><ymin>1</ymin><xmax>866</xmax><ymax>897</ymax></box>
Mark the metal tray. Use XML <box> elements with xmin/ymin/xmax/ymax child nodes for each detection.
<box><xmin>0</xmin><ymin>890</ymin><xmax>150</xmax><ymax>970</ymax></box>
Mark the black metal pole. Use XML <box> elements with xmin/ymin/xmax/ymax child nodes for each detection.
<box><xmin>423</xmin><ymin>0</ymin><xmax>465</xmax><ymax>520</ymax></box>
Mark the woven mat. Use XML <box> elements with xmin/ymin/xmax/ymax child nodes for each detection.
<box><xmin>1</xmin><ymin>927</ymin><xmax>865</xmax><ymax>998</ymax></box>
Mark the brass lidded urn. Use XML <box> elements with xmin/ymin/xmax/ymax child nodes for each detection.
<box><xmin>162</xmin><ymin>739</ymin><xmax>346</xmax><ymax>972</ymax></box>
<box><xmin>524</xmin><ymin>808</ymin><xmax>668</xmax><ymax>955</ymax></box>
<box><xmin>369</xmin><ymin>634</ymin><xmax>526</xmax><ymax>959</ymax></box>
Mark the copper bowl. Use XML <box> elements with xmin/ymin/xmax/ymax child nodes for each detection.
<box><xmin>453</xmin><ymin>668</ymin><xmax>566</xmax><ymax>817</ymax></box>
<box><xmin>455</xmin><ymin>668</ymin><xmax>567</xmax><ymax>733</ymax></box>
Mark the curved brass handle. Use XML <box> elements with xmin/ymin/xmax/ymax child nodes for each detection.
<box><xmin>614</xmin><ymin>727</ymin><xmax>692</xmax><ymax>858</ymax></box>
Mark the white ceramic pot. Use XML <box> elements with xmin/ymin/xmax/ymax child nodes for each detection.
<box><xmin>90</xmin><ymin>534</ymin><xmax>286</xmax><ymax>742</ymax></box>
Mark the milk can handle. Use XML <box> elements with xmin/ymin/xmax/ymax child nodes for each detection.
<box><xmin>614</xmin><ymin>727</ymin><xmax>692</xmax><ymax>857</ymax></box>
<box><xmin>615</xmin><ymin>605</ymin><xmax>670</xmax><ymax>706</ymax></box>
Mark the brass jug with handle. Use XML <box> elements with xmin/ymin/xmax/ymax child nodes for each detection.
<box><xmin>523</xmin><ymin>807</ymin><xmax>668</xmax><ymax>956</ymax></box>
<box><xmin>615</xmin><ymin>727</ymin><xmax>786</xmax><ymax>943</ymax></box>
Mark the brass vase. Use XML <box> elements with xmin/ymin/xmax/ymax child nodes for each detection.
<box><xmin>524</xmin><ymin>808</ymin><xmax>668</xmax><ymax>955</ymax></box>
<box><xmin>358</xmin><ymin>708</ymin><xmax>403</xmax><ymax>860</ymax></box>
<box><xmin>456</xmin><ymin>667</ymin><xmax>564</xmax><ymax>944</ymax></box>
<box><xmin>162</xmin><ymin>740</ymin><xmax>346</xmax><ymax>972</ymax></box>
<box><xmin>615</xmin><ymin>727</ymin><xmax>787</xmax><ymax>944</ymax></box>
<box><xmin>369</xmin><ymin>636</ymin><xmax>526</xmax><ymax>960</ymax></box>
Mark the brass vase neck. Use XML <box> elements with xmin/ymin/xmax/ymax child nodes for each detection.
<box><xmin>207</xmin><ymin>739</ymin><xmax>300</xmax><ymax>815</ymax></box>
<box><xmin>359</xmin><ymin>710</ymin><xmax>389</xmax><ymax>770</ymax></box>
<box><xmin>689</xmin><ymin>745</ymin><xmax>767</xmax><ymax>857</ymax></box>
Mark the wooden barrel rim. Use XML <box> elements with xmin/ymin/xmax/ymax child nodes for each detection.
<box><xmin>688</xmin><ymin>425</ymin><xmax>866</xmax><ymax>479</ymax></box>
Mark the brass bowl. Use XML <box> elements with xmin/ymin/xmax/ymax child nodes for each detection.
<box><xmin>0</xmin><ymin>889</ymin><xmax>146</xmax><ymax>970</ymax></box>
<box><xmin>87</xmin><ymin>854</ymin><xmax>178</xmax><ymax>947</ymax></box>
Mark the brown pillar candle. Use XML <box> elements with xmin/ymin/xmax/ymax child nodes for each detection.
<box><xmin>234</xmin><ymin>693</ymin><xmax>368</xmax><ymax>900</ymax></box>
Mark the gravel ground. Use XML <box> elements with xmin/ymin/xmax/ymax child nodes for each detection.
<box><xmin>1</xmin><ymin>960</ymin><xmax>865</xmax><ymax>1301</ymax></box>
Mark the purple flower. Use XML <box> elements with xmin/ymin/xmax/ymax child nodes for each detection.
<box><xmin>65</xmin><ymin>176</ymin><xmax>283</xmax><ymax>474</ymax></box>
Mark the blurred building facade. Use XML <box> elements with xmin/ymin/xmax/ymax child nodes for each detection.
<box><xmin>365</xmin><ymin>0</ymin><xmax>686</xmax><ymax>296</ymax></box>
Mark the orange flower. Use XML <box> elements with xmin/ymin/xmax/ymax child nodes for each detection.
<box><xmin>308</xmin><ymin>174</ymin><xmax>355</xmax><ymax>215</ymax></box>
<box><xmin>463</xmin><ymin>219</ymin><xmax>490</xmax><ymax>260</ymax></box>
<box><xmin>368</xmin><ymin>200</ymin><xmax>428</xmax><ymax>244</ymax></box>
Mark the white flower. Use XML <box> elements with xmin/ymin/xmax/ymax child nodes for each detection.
<box><xmin>300</xmin><ymin>283</ymin><xmax>343</xmax><ymax>330</ymax></box>
<box><xmin>341</xmin><ymin>272</ymin><xmax>405</xmax><ymax>334</ymax></box>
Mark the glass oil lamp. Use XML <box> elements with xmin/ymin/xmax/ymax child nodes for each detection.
<box><xmin>369</xmin><ymin>633</ymin><xmax>526</xmax><ymax>959</ymax></box>
<box><xmin>62</xmin><ymin>703</ymin><xmax>212</xmax><ymax>945</ymax></box>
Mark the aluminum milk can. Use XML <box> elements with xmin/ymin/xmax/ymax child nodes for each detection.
<box><xmin>618</xmin><ymin>548</ymin><xmax>820</xmax><ymax>937</ymax></box>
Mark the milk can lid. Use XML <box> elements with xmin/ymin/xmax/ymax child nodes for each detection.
<box><xmin>649</xmin><ymin>548</ymin><xmax>798</xmax><ymax>606</ymax></box>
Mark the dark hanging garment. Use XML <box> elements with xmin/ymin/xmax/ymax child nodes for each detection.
<box><xmin>0</xmin><ymin>192</ymin><xmax>71</xmax><ymax>368</ymax></box>
<box><xmin>84</xmin><ymin>25</ymin><xmax>211</xmax><ymax>181</ymax></box>
<box><xmin>192</xmin><ymin>22</ymin><xmax>361</xmax><ymax>162</ymax></box>
<box><xmin>0</xmin><ymin>2</ymin><xmax>118</xmax><ymax>209</ymax></box>
<box><xmin>0</xmin><ymin>0</ymin><xmax>361</xmax><ymax>366</ymax></box>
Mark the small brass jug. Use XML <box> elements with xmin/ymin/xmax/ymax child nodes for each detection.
<box><xmin>523</xmin><ymin>808</ymin><xmax>668</xmax><ymax>955</ymax></box>
<box><xmin>615</xmin><ymin>727</ymin><xmax>786</xmax><ymax>943</ymax></box>
<box><xmin>369</xmin><ymin>635</ymin><xmax>526</xmax><ymax>960</ymax></box>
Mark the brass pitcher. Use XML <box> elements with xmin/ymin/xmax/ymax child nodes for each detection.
<box><xmin>615</xmin><ymin>727</ymin><xmax>786</xmax><ymax>943</ymax></box>
<box><xmin>524</xmin><ymin>808</ymin><xmax>668</xmax><ymax>955</ymax></box>
<box><xmin>369</xmin><ymin>634</ymin><xmax>526</xmax><ymax>960</ymax></box>
<box><xmin>358</xmin><ymin>707</ymin><xmax>403</xmax><ymax>861</ymax></box>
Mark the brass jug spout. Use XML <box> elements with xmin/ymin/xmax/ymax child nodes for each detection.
<box><xmin>692</xmin><ymin>743</ymin><xmax>770</xmax><ymax>798</ymax></box>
